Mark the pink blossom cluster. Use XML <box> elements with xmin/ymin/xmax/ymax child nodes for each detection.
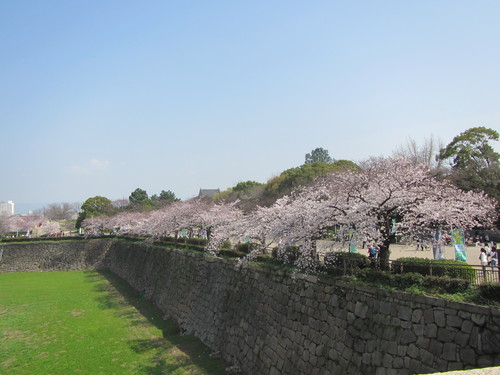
<box><xmin>0</xmin><ymin>215</ymin><xmax>53</xmax><ymax>235</ymax></box>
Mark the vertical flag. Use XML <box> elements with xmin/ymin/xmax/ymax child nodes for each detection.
<box><xmin>432</xmin><ymin>227</ymin><xmax>446</xmax><ymax>260</ymax></box>
<box><xmin>349</xmin><ymin>229</ymin><xmax>357</xmax><ymax>253</ymax></box>
<box><xmin>451</xmin><ymin>229</ymin><xmax>467</xmax><ymax>262</ymax></box>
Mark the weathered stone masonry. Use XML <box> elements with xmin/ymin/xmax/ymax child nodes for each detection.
<box><xmin>1</xmin><ymin>240</ymin><xmax>500</xmax><ymax>374</ymax></box>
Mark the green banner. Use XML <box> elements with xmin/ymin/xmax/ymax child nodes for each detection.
<box><xmin>451</xmin><ymin>229</ymin><xmax>467</xmax><ymax>262</ymax></box>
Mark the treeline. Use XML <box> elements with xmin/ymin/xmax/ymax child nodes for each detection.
<box><xmin>75</xmin><ymin>189</ymin><xmax>180</xmax><ymax>228</ymax></box>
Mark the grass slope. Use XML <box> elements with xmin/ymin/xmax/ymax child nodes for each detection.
<box><xmin>0</xmin><ymin>271</ymin><xmax>229</xmax><ymax>375</ymax></box>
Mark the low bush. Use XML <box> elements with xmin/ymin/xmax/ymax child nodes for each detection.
<box><xmin>423</xmin><ymin>276</ymin><xmax>471</xmax><ymax>294</ymax></box>
<box><xmin>478</xmin><ymin>283</ymin><xmax>500</xmax><ymax>302</ymax></box>
<box><xmin>355</xmin><ymin>268</ymin><xmax>393</xmax><ymax>284</ymax></box>
<box><xmin>272</xmin><ymin>246</ymin><xmax>300</xmax><ymax>264</ymax></box>
<box><xmin>392</xmin><ymin>272</ymin><xmax>425</xmax><ymax>289</ymax></box>
<box><xmin>392</xmin><ymin>257</ymin><xmax>476</xmax><ymax>282</ymax></box>
<box><xmin>218</xmin><ymin>249</ymin><xmax>246</xmax><ymax>258</ymax></box>
<box><xmin>324</xmin><ymin>252</ymin><xmax>370</xmax><ymax>275</ymax></box>
<box><xmin>235</xmin><ymin>242</ymin><xmax>260</xmax><ymax>254</ymax></box>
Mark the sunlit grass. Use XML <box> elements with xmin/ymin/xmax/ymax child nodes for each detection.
<box><xmin>0</xmin><ymin>271</ymin><xmax>228</xmax><ymax>375</ymax></box>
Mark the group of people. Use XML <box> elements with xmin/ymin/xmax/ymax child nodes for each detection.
<box><xmin>479</xmin><ymin>242</ymin><xmax>498</xmax><ymax>266</ymax></box>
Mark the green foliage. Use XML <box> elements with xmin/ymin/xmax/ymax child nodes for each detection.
<box><xmin>423</xmin><ymin>276</ymin><xmax>471</xmax><ymax>294</ymax></box>
<box><xmin>233</xmin><ymin>180</ymin><xmax>263</xmax><ymax>192</ymax></box>
<box><xmin>272</xmin><ymin>246</ymin><xmax>300</xmax><ymax>264</ymax></box>
<box><xmin>323</xmin><ymin>252</ymin><xmax>370</xmax><ymax>275</ymax></box>
<box><xmin>129</xmin><ymin>188</ymin><xmax>149</xmax><ymax>204</ymax></box>
<box><xmin>355</xmin><ymin>268</ymin><xmax>471</xmax><ymax>294</ymax></box>
<box><xmin>439</xmin><ymin>126</ymin><xmax>499</xmax><ymax>170</ymax></box>
<box><xmin>151</xmin><ymin>190</ymin><xmax>180</xmax><ymax>203</ymax></box>
<box><xmin>439</xmin><ymin>127</ymin><xmax>500</xmax><ymax>206</ymax></box>
<box><xmin>81</xmin><ymin>196</ymin><xmax>113</xmax><ymax>216</ymax></box>
<box><xmin>478</xmin><ymin>282</ymin><xmax>500</xmax><ymax>302</ymax></box>
<box><xmin>305</xmin><ymin>147</ymin><xmax>333</xmax><ymax>164</ymax></box>
<box><xmin>392</xmin><ymin>257</ymin><xmax>477</xmax><ymax>282</ymax></box>
<box><xmin>392</xmin><ymin>272</ymin><xmax>425</xmax><ymax>289</ymax></box>
<box><xmin>218</xmin><ymin>249</ymin><xmax>247</xmax><ymax>258</ymax></box>
<box><xmin>355</xmin><ymin>268</ymin><xmax>393</xmax><ymax>284</ymax></box>
<box><xmin>76</xmin><ymin>196</ymin><xmax>113</xmax><ymax>228</ymax></box>
<box><xmin>265</xmin><ymin>160</ymin><xmax>359</xmax><ymax>196</ymax></box>
<box><xmin>235</xmin><ymin>242</ymin><xmax>260</xmax><ymax>254</ymax></box>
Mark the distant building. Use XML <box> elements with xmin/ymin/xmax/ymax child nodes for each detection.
<box><xmin>0</xmin><ymin>201</ymin><xmax>15</xmax><ymax>216</ymax></box>
<box><xmin>197</xmin><ymin>189</ymin><xmax>220</xmax><ymax>199</ymax></box>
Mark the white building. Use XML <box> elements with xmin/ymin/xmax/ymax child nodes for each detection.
<box><xmin>0</xmin><ymin>201</ymin><xmax>15</xmax><ymax>216</ymax></box>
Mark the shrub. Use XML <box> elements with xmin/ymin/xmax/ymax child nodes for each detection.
<box><xmin>272</xmin><ymin>246</ymin><xmax>300</xmax><ymax>264</ymax></box>
<box><xmin>185</xmin><ymin>238</ymin><xmax>208</xmax><ymax>247</ymax></box>
<box><xmin>478</xmin><ymin>283</ymin><xmax>500</xmax><ymax>302</ymax></box>
<box><xmin>356</xmin><ymin>268</ymin><xmax>393</xmax><ymax>284</ymax></box>
<box><xmin>218</xmin><ymin>249</ymin><xmax>246</xmax><ymax>258</ymax></box>
<box><xmin>392</xmin><ymin>272</ymin><xmax>425</xmax><ymax>289</ymax></box>
<box><xmin>235</xmin><ymin>242</ymin><xmax>259</xmax><ymax>254</ymax></box>
<box><xmin>423</xmin><ymin>276</ymin><xmax>471</xmax><ymax>294</ymax></box>
<box><xmin>392</xmin><ymin>257</ymin><xmax>476</xmax><ymax>282</ymax></box>
<box><xmin>324</xmin><ymin>252</ymin><xmax>370</xmax><ymax>275</ymax></box>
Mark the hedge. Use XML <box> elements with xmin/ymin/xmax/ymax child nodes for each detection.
<box><xmin>392</xmin><ymin>257</ymin><xmax>476</xmax><ymax>282</ymax></box>
<box><xmin>323</xmin><ymin>252</ymin><xmax>370</xmax><ymax>275</ymax></box>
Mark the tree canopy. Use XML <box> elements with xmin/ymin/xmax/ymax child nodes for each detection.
<box><xmin>76</xmin><ymin>196</ymin><xmax>113</xmax><ymax>229</ymax></box>
<box><xmin>265</xmin><ymin>160</ymin><xmax>359</xmax><ymax>197</ymax></box>
<box><xmin>305</xmin><ymin>147</ymin><xmax>333</xmax><ymax>164</ymax></box>
<box><xmin>151</xmin><ymin>190</ymin><xmax>180</xmax><ymax>203</ymax></box>
<box><xmin>129</xmin><ymin>188</ymin><xmax>149</xmax><ymax>204</ymax></box>
<box><xmin>439</xmin><ymin>127</ymin><xmax>499</xmax><ymax>170</ymax></box>
<box><xmin>438</xmin><ymin>127</ymin><xmax>500</xmax><ymax>206</ymax></box>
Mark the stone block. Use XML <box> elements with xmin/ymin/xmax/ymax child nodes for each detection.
<box><xmin>400</xmin><ymin>329</ymin><xmax>417</xmax><ymax>345</ymax></box>
<box><xmin>481</xmin><ymin>329</ymin><xmax>500</xmax><ymax>355</ymax></box>
<box><xmin>446</xmin><ymin>314</ymin><xmax>463</xmax><ymax>329</ymax></box>
<box><xmin>429</xmin><ymin>340</ymin><xmax>443</xmax><ymax>356</ymax></box>
<box><xmin>471</xmin><ymin>313</ymin><xmax>487</xmax><ymax>327</ymax></box>
<box><xmin>398</xmin><ymin>306</ymin><xmax>412</xmax><ymax>321</ymax></box>
<box><xmin>434</xmin><ymin>309</ymin><xmax>446</xmax><ymax>327</ymax></box>
<box><xmin>423</xmin><ymin>308</ymin><xmax>435</xmax><ymax>324</ymax></box>
<box><xmin>460</xmin><ymin>348</ymin><xmax>477</xmax><ymax>366</ymax></box>
<box><xmin>437</xmin><ymin>327</ymin><xmax>456</xmax><ymax>343</ymax></box>
<box><xmin>425</xmin><ymin>323</ymin><xmax>438</xmax><ymax>338</ymax></box>
<box><xmin>442</xmin><ymin>342</ymin><xmax>457</xmax><ymax>361</ymax></box>
<box><xmin>354</xmin><ymin>301</ymin><xmax>369</xmax><ymax>319</ymax></box>
<box><xmin>455</xmin><ymin>331</ymin><xmax>470</xmax><ymax>348</ymax></box>
<box><xmin>378</xmin><ymin>352</ymin><xmax>391</xmax><ymax>369</ymax></box>
<box><xmin>461</xmin><ymin>320</ymin><xmax>474</xmax><ymax>334</ymax></box>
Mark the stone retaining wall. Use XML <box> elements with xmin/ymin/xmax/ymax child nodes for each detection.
<box><xmin>1</xmin><ymin>240</ymin><xmax>500</xmax><ymax>374</ymax></box>
<box><xmin>0</xmin><ymin>239</ymin><xmax>112</xmax><ymax>272</ymax></box>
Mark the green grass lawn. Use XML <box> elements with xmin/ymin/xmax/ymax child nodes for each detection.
<box><xmin>0</xmin><ymin>271</ymin><xmax>229</xmax><ymax>375</ymax></box>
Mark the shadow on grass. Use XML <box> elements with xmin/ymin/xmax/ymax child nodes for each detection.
<box><xmin>83</xmin><ymin>271</ymin><xmax>230</xmax><ymax>375</ymax></box>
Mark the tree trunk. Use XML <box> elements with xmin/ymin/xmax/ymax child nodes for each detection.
<box><xmin>378</xmin><ymin>217</ymin><xmax>395</xmax><ymax>270</ymax></box>
<box><xmin>378</xmin><ymin>237</ymin><xmax>392</xmax><ymax>270</ymax></box>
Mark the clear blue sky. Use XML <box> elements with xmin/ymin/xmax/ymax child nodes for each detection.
<box><xmin>1</xmin><ymin>1</ymin><xmax>499</xmax><ymax>212</ymax></box>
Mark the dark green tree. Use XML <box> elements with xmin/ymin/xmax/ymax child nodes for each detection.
<box><xmin>438</xmin><ymin>127</ymin><xmax>499</xmax><ymax>170</ymax></box>
<box><xmin>305</xmin><ymin>147</ymin><xmax>333</xmax><ymax>164</ymax></box>
<box><xmin>75</xmin><ymin>196</ymin><xmax>112</xmax><ymax>229</ymax></box>
<box><xmin>129</xmin><ymin>188</ymin><xmax>149</xmax><ymax>204</ymax></box>
<box><xmin>156</xmin><ymin>190</ymin><xmax>180</xmax><ymax>203</ymax></box>
<box><xmin>438</xmin><ymin>127</ymin><xmax>500</xmax><ymax>204</ymax></box>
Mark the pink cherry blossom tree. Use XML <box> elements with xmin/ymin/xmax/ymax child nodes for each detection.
<box><xmin>245</xmin><ymin>158</ymin><xmax>496</xmax><ymax>270</ymax></box>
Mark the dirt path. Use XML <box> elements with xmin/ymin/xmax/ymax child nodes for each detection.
<box><xmin>389</xmin><ymin>243</ymin><xmax>481</xmax><ymax>265</ymax></box>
